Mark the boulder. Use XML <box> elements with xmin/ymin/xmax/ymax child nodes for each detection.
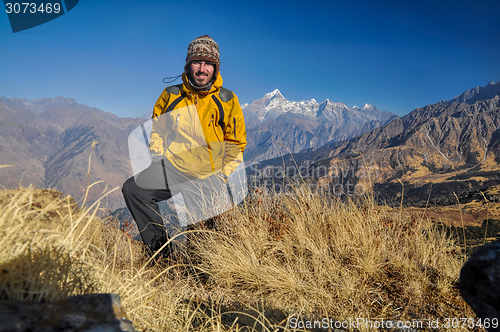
<box><xmin>459</xmin><ymin>240</ymin><xmax>500</xmax><ymax>332</ymax></box>
<box><xmin>0</xmin><ymin>293</ymin><xmax>136</xmax><ymax>332</ymax></box>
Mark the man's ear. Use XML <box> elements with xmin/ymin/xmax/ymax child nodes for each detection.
<box><xmin>211</xmin><ymin>64</ymin><xmax>219</xmax><ymax>82</ymax></box>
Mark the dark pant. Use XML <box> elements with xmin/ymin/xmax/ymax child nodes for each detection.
<box><xmin>122</xmin><ymin>158</ymin><xmax>228</xmax><ymax>258</ymax></box>
<box><xmin>122</xmin><ymin>175</ymin><xmax>174</xmax><ymax>257</ymax></box>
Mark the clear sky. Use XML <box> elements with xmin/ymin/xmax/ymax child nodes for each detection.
<box><xmin>1</xmin><ymin>0</ymin><xmax>499</xmax><ymax>118</ymax></box>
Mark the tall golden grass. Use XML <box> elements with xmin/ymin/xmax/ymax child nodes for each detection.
<box><xmin>195</xmin><ymin>185</ymin><xmax>477</xmax><ymax>325</ymax></box>
<box><xmin>0</xmin><ymin>182</ymin><xmax>479</xmax><ymax>331</ymax></box>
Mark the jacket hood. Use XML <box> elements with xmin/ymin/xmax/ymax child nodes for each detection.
<box><xmin>181</xmin><ymin>72</ymin><xmax>223</xmax><ymax>96</ymax></box>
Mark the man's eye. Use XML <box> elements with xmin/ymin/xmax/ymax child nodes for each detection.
<box><xmin>192</xmin><ymin>61</ymin><xmax>215</xmax><ymax>67</ymax></box>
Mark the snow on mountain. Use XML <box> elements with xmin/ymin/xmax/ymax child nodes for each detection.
<box><xmin>361</xmin><ymin>103</ymin><xmax>377</xmax><ymax>111</ymax></box>
<box><xmin>242</xmin><ymin>90</ymin><xmax>394</xmax><ymax>128</ymax></box>
<box><xmin>264</xmin><ymin>89</ymin><xmax>285</xmax><ymax>101</ymax></box>
<box><xmin>242</xmin><ymin>89</ymin><xmax>319</xmax><ymax>126</ymax></box>
<box><xmin>242</xmin><ymin>90</ymin><xmax>399</xmax><ymax>164</ymax></box>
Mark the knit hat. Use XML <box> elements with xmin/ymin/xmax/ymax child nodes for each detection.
<box><xmin>185</xmin><ymin>35</ymin><xmax>220</xmax><ymax>80</ymax></box>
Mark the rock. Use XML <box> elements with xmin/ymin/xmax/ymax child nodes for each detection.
<box><xmin>459</xmin><ymin>240</ymin><xmax>500</xmax><ymax>332</ymax></box>
<box><xmin>0</xmin><ymin>293</ymin><xmax>136</xmax><ymax>332</ymax></box>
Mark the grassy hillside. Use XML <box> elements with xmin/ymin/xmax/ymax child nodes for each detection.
<box><xmin>0</xmin><ymin>184</ymin><xmax>481</xmax><ymax>331</ymax></box>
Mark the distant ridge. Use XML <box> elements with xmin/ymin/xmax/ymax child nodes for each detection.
<box><xmin>252</xmin><ymin>81</ymin><xmax>500</xmax><ymax>207</ymax></box>
<box><xmin>0</xmin><ymin>96</ymin><xmax>145</xmax><ymax>210</ymax></box>
<box><xmin>446</xmin><ymin>81</ymin><xmax>500</xmax><ymax>105</ymax></box>
<box><xmin>242</xmin><ymin>90</ymin><xmax>398</xmax><ymax>163</ymax></box>
<box><xmin>6</xmin><ymin>81</ymin><xmax>498</xmax><ymax>211</ymax></box>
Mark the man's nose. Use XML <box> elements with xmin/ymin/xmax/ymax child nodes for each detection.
<box><xmin>199</xmin><ymin>62</ymin><xmax>206</xmax><ymax>70</ymax></box>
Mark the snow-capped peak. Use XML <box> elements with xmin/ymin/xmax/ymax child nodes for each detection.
<box><xmin>319</xmin><ymin>99</ymin><xmax>349</xmax><ymax>109</ymax></box>
<box><xmin>361</xmin><ymin>103</ymin><xmax>376</xmax><ymax>111</ymax></box>
<box><xmin>261</xmin><ymin>89</ymin><xmax>287</xmax><ymax>109</ymax></box>
<box><xmin>264</xmin><ymin>89</ymin><xmax>285</xmax><ymax>100</ymax></box>
<box><xmin>242</xmin><ymin>89</ymin><xmax>389</xmax><ymax>126</ymax></box>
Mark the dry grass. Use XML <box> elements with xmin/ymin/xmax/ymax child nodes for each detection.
<box><xmin>0</xmin><ymin>183</ymin><xmax>479</xmax><ymax>331</ymax></box>
<box><xmin>196</xmin><ymin>185</ymin><xmax>476</xmax><ymax>326</ymax></box>
<box><xmin>0</xmin><ymin>187</ymin><xmax>97</xmax><ymax>302</ymax></box>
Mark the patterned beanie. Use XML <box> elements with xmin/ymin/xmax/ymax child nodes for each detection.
<box><xmin>185</xmin><ymin>35</ymin><xmax>220</xmax><ymax>80</ymax></box>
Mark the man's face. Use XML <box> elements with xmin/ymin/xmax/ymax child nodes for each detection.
<box><xmin>188</xmin><ymin>60</ymin><xmax>215</xmax><ymax>87</ymax></box>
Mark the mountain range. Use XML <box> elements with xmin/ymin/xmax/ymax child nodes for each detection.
<box><xmin>0</xmin><ymin>96</ymin><xmax>144</xmax><ymax>210</ymax></box>
<box><xmin>1</xmin><ymin>81</ymin><xmax>499</xmax><ymax>211</ymax></box>
<box><xmin>253</xmin><ymin>81</ymin><xmax>500</xmax><ymax>207</ymax></box>
<box><xmin>242</xmin><ymin>89</ymin><xmax>398</xmax><ymax>163</ymax></box>
<box><xmin>0</xmin><ymin>91</ymin><xmax>394</xmax><ymax>210</ymax></box>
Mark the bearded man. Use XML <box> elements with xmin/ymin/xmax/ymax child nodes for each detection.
<box><xmin>122</xmin><ymin>35</ymin><xmax>247</xmax><ymax>258</ymax></box>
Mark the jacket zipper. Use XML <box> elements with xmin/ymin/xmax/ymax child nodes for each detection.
<box><xmin>233</xmin><ymin>117</ymin><xmax>237</xmax><ymax>138</ymax></box>
<box><xmin>211</xmin><ymin>114</ymin><xmax>221</xmax><ymax>142</ymax></box>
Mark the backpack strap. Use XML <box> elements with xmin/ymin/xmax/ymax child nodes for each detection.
<box><xmin>163</xmin><ymin>85</ymin><xmax>232</xmax><ymax>131</ymax></box>
<box><xmin>164</xmin><ymin>84</ymin><xmax>186</xmax><ymax>113</ymax></box>
<box><xmin>211</xmin><ymin>95</ymin><xmax>225</xmax><ymax>130</ymax></box>
<box><xmin>211</xmin><ymin>87</ymin><xmax>235</xmax><ymax>131</ymax></box>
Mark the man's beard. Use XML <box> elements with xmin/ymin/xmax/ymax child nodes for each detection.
<box><xmin>187</xmin><ymin>67</ymin><xmax>213</xmax><ymax>90</ymax></box>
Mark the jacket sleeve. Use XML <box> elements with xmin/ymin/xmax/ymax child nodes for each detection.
<box><xmin>149</xmin><ymin>89</ymin><xmax>171</xmax><ymax>156</ymax></box>
<box><xmin>222</xmin><ymin>93</ymin><xmax>247</xmax><ymax>176</ymax></box>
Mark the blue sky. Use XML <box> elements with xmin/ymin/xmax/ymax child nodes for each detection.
<box><xmin>1</xmin><ymin>0</ymin><xmax>499</xmax><ymax>118</ymax></box>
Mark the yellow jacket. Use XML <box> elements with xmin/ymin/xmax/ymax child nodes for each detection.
<box><xmin>150</xmin><ymin>73</ymin><xmax>247</xmax><ymax>178</ymax></box>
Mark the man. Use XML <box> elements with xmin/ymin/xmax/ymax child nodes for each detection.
<box><xmin>122</xmin><ymin>35</ymin><xmax>247</xmax><ymax>258</ymax></box>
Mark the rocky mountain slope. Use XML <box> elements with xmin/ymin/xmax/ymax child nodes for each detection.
<box><xmin>242</xmin><ymin>89</ymin><xmax>398</xmax><ymax>163</ymax></box>
<box><xmin>0</xmin><ymin>90</ymin><xmax>395</xmax><ymax>210</ymax></box>
<box><xmin>6</xmin><ymin>81</ymin><xmax>497</xmax><ymax>211</ymax></box>
<box><xmin>0</xmin><ymin>97</ymin><xmax>144</xmax><ymax>210</ymax></box>
<box><xmin>253</xmin><ymin>81</ymin><xmax>500</xmax><ymax>207</ymax></box>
